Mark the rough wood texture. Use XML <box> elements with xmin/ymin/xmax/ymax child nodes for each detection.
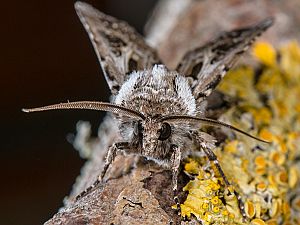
<box><xmin>45</xmin><ymin>0</ymin><xmax>300</xmax><ymax>224</ymax></box>
<box><xmin>48</xmin><ymin>158</ymin><xmax>175</xmax><ymax>224</ymax></box>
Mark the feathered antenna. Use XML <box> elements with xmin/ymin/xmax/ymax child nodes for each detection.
<box><xmin>22</xmin><ymin>101</ymin><xmax>145</xmax><ymax>120</ymax></box>
<box><xmin>160</xmin><ymin>115</ymin><xmax>270</xmax><ymax>143</ymax></box>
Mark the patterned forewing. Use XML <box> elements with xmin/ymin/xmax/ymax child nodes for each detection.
<box><xmin>176</xmin><ymin>18</ymin><xmax>273</xmax><ymax>102</ymax></box>
<box><xmin>75</xmin><ymin>2</ymin><xmax>160</xmax><ymax>95</ymax></box>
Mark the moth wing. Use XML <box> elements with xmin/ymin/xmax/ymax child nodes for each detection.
<box><xmin>176</xmin><ymin>18</ymin><xmax>273</xmax><ymax>102</ymax></box>
<box><xmin>75</xmin><ymin>2</ymin><xmax>160</xmax><ymax>94</ymax></box>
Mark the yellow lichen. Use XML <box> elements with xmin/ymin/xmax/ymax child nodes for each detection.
<box><xmin>269</xmin><ymin>199</ymin><xmax>280</xmax><ymax>218</ymax></box>
<box><xmin>245</xmin><ymin>200</ymin><xmax>255</xmax><ymax>218</ymax></box>
<box><xmin>224</xmin><ymin>140</ymin><xmax>239</xmax><ymax>153</ymax></box>
<box><xmin>180</xmin><ymin>41</ymin><xmax>300</xmax><ymax>224</ymax></box>
<box><xmin>251</xmin><ymin>218</ymin><xmax>266</xmax><ymax>225</ymax></box>
<box><xmin>253</xmin><ymin>42</ymin><xmax>277</xmax><ymax>67</ymax></box>
<box><xmin>288</xmin><ymin>166</ymin><xmax>298</xmax><ymax>188</ymax></box>
<box><xmin>256</xmin><ymin>182</ymin><xmax>267</xmax><ymax>192</ymax></box>
<box><xmin>184</xmin><ymin>159</ymin><xmax>201</xmax><ymax>175</ymax></box>
<box><xmin>265</xmin><ymin>219</ymin><xmax>278</xmax><ymax>225</ymax></box>
<box><xmin>280</xmin><ymin>41</ymin><xmax>300</xmax><ymax>80</ymax></box>
<box><xmin>254</xmin><ymin>155</ymin><xmax>267</xmax><ymax>168</ymax></box>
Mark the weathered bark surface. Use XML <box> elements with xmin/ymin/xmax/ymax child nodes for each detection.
<box><xmin>47</xmin><ymin>157</ymin><xmax>175</xmax><ymax>224</ymax></box>
<box><xmin>45</xmin><ymin>0</ymin><xmax>300</xmax><ymax>224</ymax></box>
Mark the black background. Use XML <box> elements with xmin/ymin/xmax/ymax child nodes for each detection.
<box><xmin>1</xmin><ymin>0</ymin><xmax>157</xmax><ymax>224</ymax></box>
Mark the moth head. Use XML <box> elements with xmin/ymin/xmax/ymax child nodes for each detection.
<box><xmin>135</xmin><ymin>117</ymin><xmax>172</xmax><ymax>151</ymax></box>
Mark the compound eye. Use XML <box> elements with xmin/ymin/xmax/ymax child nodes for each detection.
<box><xmin>158</xmin><ymin>123</ymin><xmax>171</xmax><ymax>141</ymax></box>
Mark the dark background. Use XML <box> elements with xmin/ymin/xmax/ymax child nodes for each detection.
<box><xmin>1</xmin><ymin>0</ymin><xmax>157</xmax><ymax>224</ymax></box>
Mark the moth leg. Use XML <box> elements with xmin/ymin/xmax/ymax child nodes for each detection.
<box><xmin>75</xmin><ymin>142</ymin><xmax>129</xmax><ymax>201</ymax></box>
<box><xmin>170</xmin><ymin>144</ymin><xmax>182</xmax><ymax>213</ymax></box>
<box><xmin>193</xmin><ymin>133</ymin><xmax>247</xmax><ymax>219</ymax></box>
<box><xmin>203</xmin><ymin>146</ymin><xmax>246</xmax><ymax>219</ymax></box>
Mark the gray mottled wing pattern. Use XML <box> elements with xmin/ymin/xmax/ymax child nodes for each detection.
<box><xmin>176</xmin><ymin>18</ymin><xmax>273</xmax><ymax>103</ymax></box>
<box><xmin>75</xmin><ymin>2</ymin><xmax>160</xmax><ymax>95</ymax></box>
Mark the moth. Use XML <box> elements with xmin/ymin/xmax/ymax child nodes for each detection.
<box><xmin>23</xmin><ymin>1</ymin><xmax>273</xmax><ymax>218</ymax></box>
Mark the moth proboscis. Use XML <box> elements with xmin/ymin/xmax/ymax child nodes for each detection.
<box><xmin>23</xmin><ymin>1</ymin><xmax>273</xmax><ymax>220</ymax></box>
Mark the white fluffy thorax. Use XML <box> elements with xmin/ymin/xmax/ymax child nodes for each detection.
<box><xmin>114</xmin><ymin>65</ymin><xmax>196</xmax><ymax>117</ymax></box>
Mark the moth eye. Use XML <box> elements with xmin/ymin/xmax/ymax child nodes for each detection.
<box><xmin>158</xmin><ymin>123</ymin><xmax>171</xmax><ymax>141</ymax></box>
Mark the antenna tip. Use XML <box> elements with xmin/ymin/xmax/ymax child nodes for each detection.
<box><xmin>264</xmin><ymin>140</ymin><xmax>273</xmax><ymax>145</ymax></box>
<box><xmin>22</xmin><ymin>108</ymin><xmax>30</xmax><ymax>113</ymax></box>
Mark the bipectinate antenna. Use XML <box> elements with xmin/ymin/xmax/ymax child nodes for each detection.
<box><xmin>23</xmin><ymin>101</ymin><xmax>145</xmax><ymax>120</ymax></box>
<box><xmin>160</xmin><ymin>115</ymin><xmax>270</xmax><ymax>144</ymax></box>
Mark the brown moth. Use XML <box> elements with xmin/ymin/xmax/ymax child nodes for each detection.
<box><xmin>23</xmin><ymin>1</ymin><xmax>273</xmax><ymax>218</ymax></box>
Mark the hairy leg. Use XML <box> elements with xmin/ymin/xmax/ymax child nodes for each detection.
<box><xmin>170</xmin><ymin>145</ymin><xmax>182</xmax><ymax>211</ymax></box>
<box><xmin>75</xmin><ymin>142</ymin><xmax>129</xmax><ymax>201</ymax></box>
<box><xmin>192</xmin><ymin>132</ymin><xmax>247</xmax><ymax>219</ymax></box>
